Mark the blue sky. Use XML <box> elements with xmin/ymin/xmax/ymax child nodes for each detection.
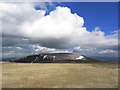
<box><xmin>61</xmin><ymin>2</ymin><xmax>118</xmax><ymax>35</ymax></box>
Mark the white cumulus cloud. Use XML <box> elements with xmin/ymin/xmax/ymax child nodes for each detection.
<box><xmin>99</xmin><ymin>49</ymin><xmax>117</xmax><ymax>54</ymax></box>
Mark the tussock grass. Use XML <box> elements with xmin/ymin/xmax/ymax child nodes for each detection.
<box><xmin>2</xmin><ymin>62</ymin><xmax>118</xmax><ymax>88</ymax></box>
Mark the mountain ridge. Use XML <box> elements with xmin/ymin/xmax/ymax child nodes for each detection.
<box><xmin>8</xmin><ymin>52</ymin><xmax>107</xmax><ymax>63</ymax></box>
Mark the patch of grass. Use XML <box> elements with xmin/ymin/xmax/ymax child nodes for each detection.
<box><xmin>2</xmin><ymin>62</ymin><xmax>118</xmax><ymax>88</ymax></box>
<box><xmin>88</xmin><ymin>62</ymin><xmax>118</xmax><ymax>69</ymax></box>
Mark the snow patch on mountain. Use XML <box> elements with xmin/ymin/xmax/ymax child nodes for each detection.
<box><xmin>76</xmin><ymin>55</ymin><xmax>84</xmax><ymax>60</ymax></box>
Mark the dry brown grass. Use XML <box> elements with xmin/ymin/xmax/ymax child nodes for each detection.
<box><xmin>0</xmin><ymin>62</ymin><xmax>2</xmax><ymax>89</ymax></box>
<box><xmin>1</xmin><ymin>62</ymin><xmax>118</xmax><ymax>88</ymax></box>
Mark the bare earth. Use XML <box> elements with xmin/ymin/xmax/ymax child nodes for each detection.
<box><xmin>1</xmin><ymin>62</ymin><xmax>118</xmax><ymax>88</ymax></box>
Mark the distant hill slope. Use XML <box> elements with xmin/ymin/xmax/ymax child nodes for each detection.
<box><xmin>8</xmin><ymin>53</ymin><xmax>107</xmax><ymax>63</ymax></box>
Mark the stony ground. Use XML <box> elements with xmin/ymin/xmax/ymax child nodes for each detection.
<box><xmin>1</xmin><ymin>62</ymin><xmax>118</xmax><ymax>88</ymax></box>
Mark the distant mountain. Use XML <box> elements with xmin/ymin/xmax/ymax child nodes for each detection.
<box><xmin>1</xmin><ymin>57</ymin><xmax>18</xmax><ymax>61</ymax></box>
<box><xmin>8</xmin><ymin>53</ymin><xmax>107</xmax><ymax>63</ymax></box>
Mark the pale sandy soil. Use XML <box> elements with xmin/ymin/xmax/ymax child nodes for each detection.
<box><xmin>1</xmin><ymin>62</ymin><xmax>118</xmax><ymax>88</ymax></box>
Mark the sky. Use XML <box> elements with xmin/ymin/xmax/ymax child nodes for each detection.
<box><xmin>0</xmin><ymin>2</ymin><xmax>119</xmax><ymax>61</ymax></box>
<box><xmin>58</xmin><ymin>2</ymin><xmax>118</xmax><ymax>34</ymax></box>
<box><xmin>36</xmin><ymin>2</ymin><xmax>118</xmax><ymax>34</ymax></box>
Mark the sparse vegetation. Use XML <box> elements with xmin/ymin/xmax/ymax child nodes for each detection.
<box><xmin>2</xmin><ymin>62</ymin><xmax>118</xmax><ymax>88</ymax></box>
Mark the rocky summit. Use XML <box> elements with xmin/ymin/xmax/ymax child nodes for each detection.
<box><xmin>8</xmin><ymin>53</ymin><xmax>105</xmax><ymax>63</ymax></box>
